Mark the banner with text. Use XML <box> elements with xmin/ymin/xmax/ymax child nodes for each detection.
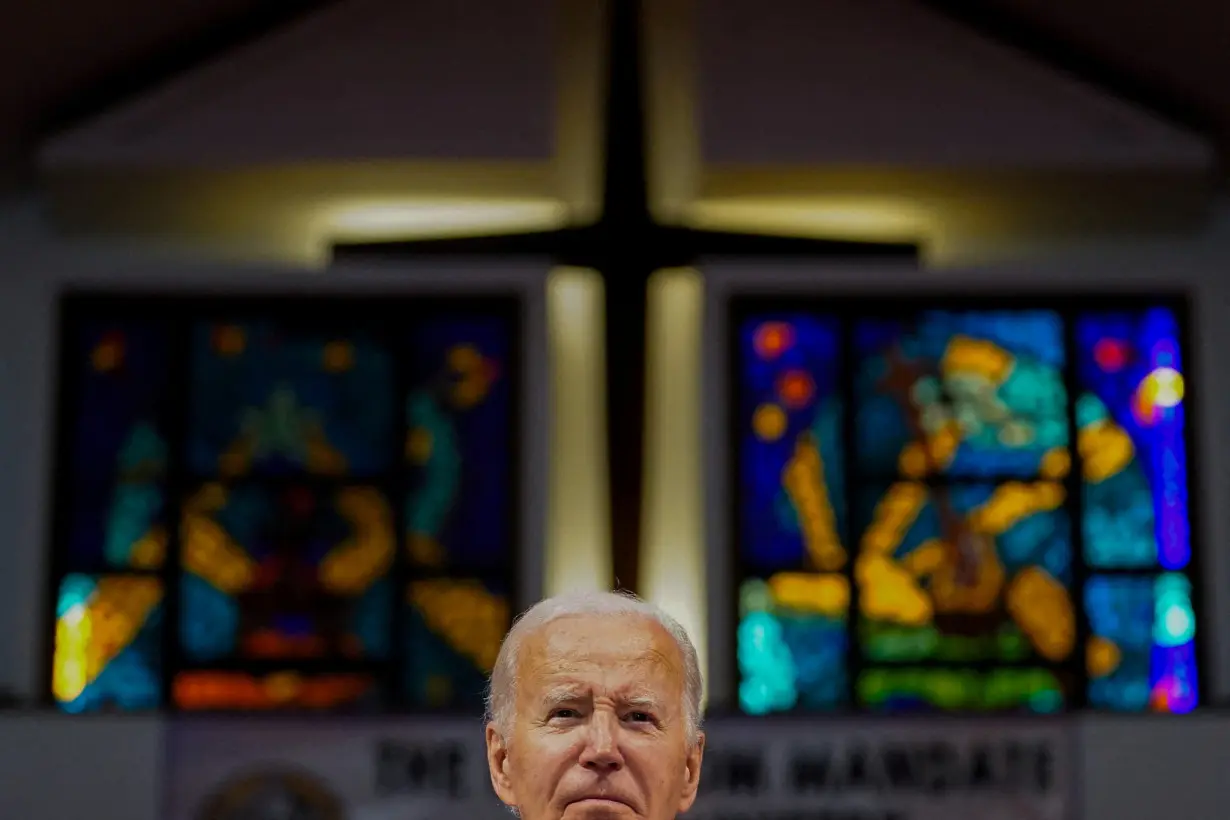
<box><xmin>166</xmin><ymin>716</ymin><xmax>1073</xmax><ymax>820</ymax></box>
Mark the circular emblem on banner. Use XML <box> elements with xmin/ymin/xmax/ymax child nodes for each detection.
<box><xmin>199</xmin><ymin>769</ymin><xmax>345</xmax><ymax>820</ymax></box>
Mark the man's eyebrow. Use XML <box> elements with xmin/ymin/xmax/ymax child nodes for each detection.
<box><xmin>540</xmin><ymin>684</ymin><xmax>588</xmax><ymax>705</ymax></box>
<box><xmin>537</xmin><ymin>687</ymin><xmax>666</xmax><ymax>711</ymax></box>
<box><xmin>622</xmin><ymin>693</ymin><xmax>665</xmax><ymax>711</ymax></box>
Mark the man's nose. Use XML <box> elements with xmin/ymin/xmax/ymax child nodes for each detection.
<box><xmin>578</xmin><ymin>713</ymin><xmax>624</xmax><ymax>772</ymax></box>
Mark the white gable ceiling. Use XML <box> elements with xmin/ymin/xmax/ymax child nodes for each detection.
<box><xmin>691</xmin><ymin>0</ymin><xmax>1210</xmax><ymax>169</ymax></box>
<box><xmin>41</xmin><ymin>0</ymin><xmax>556</xmax><ymax>168</ymax></box>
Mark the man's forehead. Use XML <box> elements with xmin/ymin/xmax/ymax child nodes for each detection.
<box><xmin>518</xmin><ymin>614</ymin><xmax>684</xmax><ymax>676</ymax></box>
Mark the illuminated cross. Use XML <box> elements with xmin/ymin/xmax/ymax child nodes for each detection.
<box><xmin>335</xmin><ymin>0</ymin><xmax>916</xmax><ymax>590</ymax></box>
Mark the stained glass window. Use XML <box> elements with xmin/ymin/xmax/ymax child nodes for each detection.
<box><xmin>733</xmin><ymin>299</ymin><xmax>1199</xmax><ymax>716</ymax></box>
<box><xmin>49</xmin><ymin>296</ymin><xmax>520</xmax><ymax>714</ymax></box>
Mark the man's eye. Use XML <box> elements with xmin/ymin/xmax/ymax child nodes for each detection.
<box><xmin>626</xmin><ymin>711</ymin><xmax>654</xmax><ymax>723</ymax></box>
<box><xmin>551</xmin><ymin>708</ymin><xmax>580</xmax><ymax>719</ymax></box>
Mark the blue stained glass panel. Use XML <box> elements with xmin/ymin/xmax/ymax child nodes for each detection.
<box><xmin>52</xmin><ymin>573</ymin><xmax>163</xmax><ymax>713</ymax></box>
<box><xmin>737</xmin><ymin>315</ymin><xmax>845</xmax><ymax>573</ymax></box>
<box><xmin>65</xmin><ymin>321</ymin><xmax>172</xmax><ymax>570</ymax></box>
<box><xmin>403</xmin><ymin>317</ymin><xmax>516</xmax><ymax>571</ymax></box>
<box><xmin>187</xmin><ymin>321</ymin><xmax>397</xmax><ymax>477</ymax></box>
<box><xmin>403</xmin><ymin>577</ymin><xmax>511</xmax><ymax>711</ymax></box>
<box><xmin>1075</xmin><ymin>310</ymin><xmax>1191</xmax><ymax>570</ymax></box>
<box><xmin>66</xmin><ymin>483</ymin><xmax>166</xmax><ymax>571</ymax></box>
<box><xmin>54</xmin><ymin>298</ymin><xmax>526</xmax><ymax>715</ymax></box>
<box><xmin>1085</xmin><ymin>573</ymin><xmax>1198</xmax><ymax>713</ymax></box>
<box><xmin>738</xmin><ymin>575</ymin><xmax>848</xmax><ymax>714</ymax></box>
<box><xmin>854</xmin><ymin>311</ymin><xmax>1068</xmax><ymax>479</ymax></box>
<box><xmin>69</xmin><ymin>321</ymin><xmax>172</xmax><ymax>483</ymax></box>
<box><xmin>178</xmin><ymin>483</ymin><xmax>395</xmax><ymax>663</ymax></box>
<box><xmin>730</xmin><ymin>301</ymin><xmax>1200</xmax><ymax>717</ymax></box>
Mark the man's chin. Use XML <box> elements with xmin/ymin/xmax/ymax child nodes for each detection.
<box><xmin>562</xmin><ymin>797</ymin><xmax>637</xmax><ymax>818</ymax></box>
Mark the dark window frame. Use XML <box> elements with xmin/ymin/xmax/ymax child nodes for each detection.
<box><xmin>725</xmin><ymin>292</ymin><xmax>1205</xmax><ymax>715</ymax></box>
<box><xmin>44</xmin><ymin>291</ymin><xmax>525</xmax><ymax>715</ymax></box>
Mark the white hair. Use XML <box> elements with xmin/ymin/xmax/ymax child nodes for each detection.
<box><xmin>485</xmin><ymin>590</ymin><xmax>703</xmax><ymax>745</ymax></box>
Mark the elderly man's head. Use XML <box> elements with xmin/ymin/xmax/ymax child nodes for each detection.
<box><xmin>484</xmin><ymin>591</ymin><xmax>705</xmax><ymax>820</ymax></box>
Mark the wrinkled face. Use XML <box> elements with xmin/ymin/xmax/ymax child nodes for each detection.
<box><xmin>486</xmin><ymin>614</ymin><xmax>704</xmax><ymax>820</ymax></box>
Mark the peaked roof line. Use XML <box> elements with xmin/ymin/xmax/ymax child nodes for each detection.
<box><xmin>36</xmin><ymin>0</ymin><xmax>335</xmax><ymax>147</ymax></box>
<box><xmin>921</xmin><ymin>0</ymin><xmax>1217</xmax><ymax>143</ymax></box>
<box><xmin>36</xmin><ymin>0</ymin><xmax>1217</xmax><ymax>170</ymax></box>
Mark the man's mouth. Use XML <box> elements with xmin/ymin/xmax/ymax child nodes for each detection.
<box><xmin>572</xmin><ymin>795</ymin><xmax>633</xmax><ymax>810</ymax></box>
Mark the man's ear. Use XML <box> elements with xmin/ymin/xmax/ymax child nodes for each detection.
<box><xmin>677</xmin><ymin>731</ymin><xmax>706</xmax><ymax>814</ymax></box>
<box><xmin>486</xmin><ymin>722</ymin><xmax>518</xmax><ymax>808</ymax></box>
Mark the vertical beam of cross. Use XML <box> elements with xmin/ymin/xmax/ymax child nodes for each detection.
<box><xmin>600</xmin><ymin>0</ymin><xmax>654</xmax><ymax>589</ymax></box>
